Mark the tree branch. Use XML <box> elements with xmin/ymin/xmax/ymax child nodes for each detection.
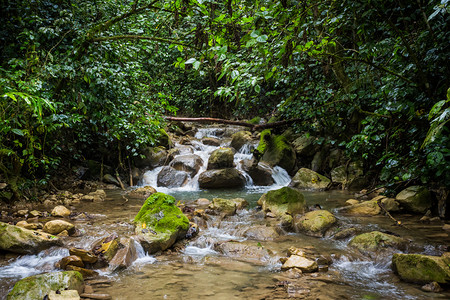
<box><xmin>91</xmin><ymin>35</ymin><xmax>199</xmax><ymax>50</ymax></box>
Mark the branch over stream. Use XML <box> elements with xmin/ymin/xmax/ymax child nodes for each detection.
<box><xmin>164</xmin><ymin>116</ymin><xmax>302</xmax><ymax>131</ymax></box>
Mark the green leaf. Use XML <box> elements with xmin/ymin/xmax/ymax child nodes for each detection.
<box><xmin>11</xmin><ymin>128</ymin><xmax>25</xmax><ymax>136</ymax></box>
<box><xmin>256</xmin><ymin>35</ymin><xmax>268</xmax><ymax>43</ymax></box>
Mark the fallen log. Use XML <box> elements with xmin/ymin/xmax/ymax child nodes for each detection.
<box><xmin>164</xmin><ymin>116</ymin><xmax>302</xmax><ymax>131</ymax></box>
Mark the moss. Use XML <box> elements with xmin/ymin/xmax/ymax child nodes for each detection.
<box><xmin>134</xmin><ymin>193</ymin><xmax>189</xmax><ymax>234</ymax></box>
<box><xmin>297</xmin><ymin>210</ymin><xmax>336</xmax><ymax>234</ymax></box>
<box><xmin>392</xmin><ymin>253</ymin><xmax>450</xmax><ymax>283</ymax></box>
<box><xmin>255</xmin><ymin>129</ymin><xmax>272</xmax><ymax>155</ymax></box>
<box><xmin>247</xmin><ymin>116</ymin><xmax>261</xmax><ymax>125</ymax></box>
<box><xmin>7</xmin><ymin>271</ymin><xmax>84</xmax><ymax>300</ymax></box>
<box><xmin>258</xmin><ymin>187</ymin><xmax>306</xmax><ymax>224</ymax></box>
<box><xmin>157</xmin><ymin>128</ymin><xmax>171</xmax><ymax>148</ymax></box>
<box><xmin>349</xmin><ymin>231</ymin><xmax>407</xmax><ymax>253</ymax></box>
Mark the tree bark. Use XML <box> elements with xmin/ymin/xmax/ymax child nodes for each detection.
<box><xmin>164</xmin><ymin>116</ymin><xmax>302</xmax><ymax>131</ymax></box>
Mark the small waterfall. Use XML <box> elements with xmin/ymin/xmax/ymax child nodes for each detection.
<box><xmin>0</xmin><ymin>247</ymin><xmax>68</xmax><ymax>279</ymax></box>
<box><xmin>140</xmin><ymin>127</ymin><xmax>292</xmax><ymax>193</ymax></box>
<box><xmin>132</xmin><ymin>238</ymin><xmax>157</xmax><ymax>266</ymax></box>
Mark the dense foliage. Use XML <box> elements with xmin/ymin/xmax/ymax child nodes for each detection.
<box><xmin>0</xmin><ymin>0</ymin><xmax>449</xmax><ymax>201</ymax></box>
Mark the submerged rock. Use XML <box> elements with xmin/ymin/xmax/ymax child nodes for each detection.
<box><xmin>207</xmin><ymin>147</ymin><xmax>235</xmax><ymax>170</ymax></box>
<box><xmin>289</xmin><ymin>168</ymin><xmax>331</xmax><ymax>190</ymax></box>
<box><xmin>215</xmin><ymin>241</ymin><xmax>272</xmax><ymax>264</ymax></box>
<box><xmin>257</xmin><ymin>187</ymin><xmax>306</xmax><ymax>226</ymax></box>
<box><xmin>243</xmin><ymin>225</ymin><xmax>282</xmax><ymax>241</ymax></box>
<box><xmin>198</xmin><ymin>168</ymin><xmax>246</xmax><ymax>189</ymax></box>
<box><xmin>396</xmin><ymin>186</ymin><xmax>431</xmax><ymax>214</ymax></box>
<box><xmin>293</xmin><ymin>210</ymin><xmax>337</xmax><ymax>237</ymax></box>
<box><xmin>349</xmin><ymin>231</ymin><xmax>408</xmax><ymax>254</ymax></box>
<box><xmin>7</xmin><ymin>271</ymin><xmax>84</xmax><ymax>300</ymax></box>
<box><xmin>134</xmin><ymin>193</ymin><xmax>189</xmax><ymax>254</ymax></box>
<box><xmin>0</xmin><ymin>222</ymin><xmax>61</xmax><ymax>254</ymax></box>
<box><xmin>392</xmin><ymin>253</ymin><xmax>450</xmax><ymax>284</ymax></box>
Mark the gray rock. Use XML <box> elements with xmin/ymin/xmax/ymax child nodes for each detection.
<box><xmin>396</xmin><ymin>186</ymin><xmax>431</xmax><ymax>214</ymax></box>
<box><xmin>157</xmin><ymin>166</ymin><xmax>188</xmax><ymax>188</ymax></box>
<box><xmin>43</xmin><ymin>220</ymin><xmax>75</xmax><ymax>236</ymax></box>
<box><xmin>169</xmin><ymin>154</ymin><xmax>203</xmax><ymax>177</ymax></box>
<box><xmin>198</xmin><ymin>168</ymin><xmax>246</xmax><ymax>189</ymax></box>
<box><xmin>230</xmin><ymin>131</ymin><xmax>253</xmax><ymax>151</ymax></box>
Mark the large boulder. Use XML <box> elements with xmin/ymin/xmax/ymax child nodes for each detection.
<box><xmin>392</xmin><ymin>253</ymin><xmax>450</xmax><ymax>284</ymax></box>
<box><xmin>169</xmin><ymin>154</ymin><xmax>203</xmax><ymax>177</ymax></box>
<box><xmin>293</xmin><ymin>210</ymin><xmax>337</xmax><ymax>237</ymax></box>
<box><xmin>198</xmin><ymin>168</ymin><xmax>246</xmax><ymax>189</ymax></box>
<box><xmin>256</xmin><ymin>130</ymin><xmax>297</xmax><ymax>174</ymax></box>
<box><xmin>230</xmin><ymin>131</ymin><xmax>253</xmax><ymax>151</ymax></box>
<box><xmin>257</xmin><ymin>187</ymin><xmax>307</xmax><ymax>226</ymax></box>
<box><xmin>349</xmin><ymin>231</ymin><xmax>408</xmax><ymax>255</ymax></box>
<box><xmin>396</xmin><ymin>186</ymin><xmax>431</xmax><ymax>214</ymax></box>
<box><xmin>207</xmin><ymin>148</ymin><xmax>235</xmax><ymax>170</ymax></box>
<box><xmin>209</xmin><ymin>197</ymin><xmax>248</xmax><ymax>216</ymax></box>
<box><xmin>157</xmin><ymin>166</ymin><xmax>189</xmax><ymax>188</ymax></box>
<box><xmin>330</xmin><ymin>162</ymin><xmax>364</xmax><ymax>188</ymax></box>
<box><xmin>0</xmin><ymin>222</ymin><xmax>61</xmax><ymax>254</ymax></box>
<box><xmin>134</xmin><ymin>193</ymin><xmax>189</xmax><ymax>254</ymax></box>
<box><xmin>7</xmin><ymin>271</ymin><xmax>84</xmax><ymax>300</ymax></box>
<box><xmin>134</xmin><ymin>146</ymin><xmax>168</xmax><ymax>169</ymax></box>
<box><xmin>241</xmin><ymin>160</ymin><xmax>274</xmax><ymax>186</ymax></box>
<box><xmin>108</xmin><ymin>238</ymin><xmax>140</xmax><ymax>272</ymax></box>
<box><xmin>289</xmin><ymin>168</ymin><xmax>331</xmax><ymax>190</ymax></box>
<box><xmin>292</xmin><ymin>134</ymin><xmax>318</xmax><ymax>157</ymax></box>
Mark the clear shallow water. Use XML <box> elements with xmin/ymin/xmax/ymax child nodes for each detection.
<box><xmin>1</xmin><ymin>126</ymin><xmax>449</xmax><ymax>299</ymax></box>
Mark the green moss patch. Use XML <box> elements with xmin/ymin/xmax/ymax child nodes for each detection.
<box><xmin>392</xmin><ymin>253</ymin><xmax>450</xmax><ymax>284</ymax></box>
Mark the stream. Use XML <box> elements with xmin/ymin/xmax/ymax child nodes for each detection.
<box><xmin>0</xmin><ymin>126</ymin><xmax>449</xmax><ymax>299</ymax></box>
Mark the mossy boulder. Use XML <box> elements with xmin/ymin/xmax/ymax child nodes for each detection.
<box><xmin>7</xmin><ymin>271</ymin><xmax>84</xmax><ymax>300</ymax></box>
<box><xmin>157</xmin><ymin>128</ymin><xmax>172</xmax><ymax>148</ymax></box>
<box><xmin>134</xmin><ymin>193</ymin><xmax>189</xmax><ymax>254</ymax></box>
<box><xmin>349</xmin><ymin>231</ymin><xmax>408</xmax><ymax>254</ymax></box>
<box><xmin>255</xmin><ymin>130</ymin><xmax>297</xmax><ymax>174</ymax></box>
<box><xmin>293</xmin><ymin>210</ymin><xmax>337</xmax><ymax>237</ymax></box>
<box><xmin>257</xmin><ymin>187</ymin><xmax>307</xmax><ymax>226</ymax></box>
<box><xmin>198</xmin><ymin>168</ymin><xmax>246</xmax><ymax>189</ymax></box>
<box><xmin>396</xmin><ymin>186</ymin><xmax>431</xmax><ymax>214</ymax></box>
<box><xmin>207</xmin><ymin>147</ymin><xmax>235</xmax><ymax>170</ymax></box>
<box><xmin>331</xmin><ymin>162</ymin><xmax>364</xmax><ymax>188</ymax></box>
<box><xmin>209</xmin><ymin>197</ymin><xmax>248</xmax><ymax>216</ymax></box>
<box><xmin>230</xmin><ymin>131</ymin><xmax>253</xmax><ymax>151</ymax></box>
<box><xmin>289</xmin><ymin>168</ymin><xmax>331</xmax><ymax>190</ymax></box>
<box><xmin>392</xmin><ymin>253</ymin><xmax>450</xmax><ymax>284</ymax></box>
<box><xmin>247</xmin><ymin>116</ymin><xmax>261</xmax><ymax>125</ymax></box>
<box><xmin>0</xmin><ymin>222</ymin><xmax>61</xmax><ymax>254</ymax></box>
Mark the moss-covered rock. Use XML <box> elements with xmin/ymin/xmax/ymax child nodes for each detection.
<box><xmin>198</xmin><ymin>168</ymin><xmax>246</xmax><ymax>189</ymax></box>
<box><xmin>255</xmin><ymin>130</ymin><xmax>297</xmax><ymax>174</ymax></box>
<box><xmin>349</xmin><ymin>231</ymin><xmax>408</xmax><ymax>254</ymax></box>
<box><xmin>293</xmin><ymin>210</ymin><xmax>337</xmax><ymax>237</ymax></box>
<box><xmin>207</xmin><ymin>147</ymin><xmax>235</xmax><ymax>170</ymax></box>
<box><xmin>257</xmin><ymin>187</ymin><xmax>306</xmax><ymax>226</ymax></box>
<box><xmin>209</xmin><ymin>197</ymin><xmax>248</xmax><ymax>216</ymax></box>
<box><xmin>157</xmin><ymin>128</ymin><xmax>172</xmax><ymax>149</ymax></box>
<box><xmin>292</xmin><ymin>134</ymin><xmax>318</xmax><ymax>157</ymax></box>
<box><xmin>247</xmin><ymin>116</ymin><xmax>261</xmax><ymax>125</ymax></box>
<box><xmin>0</xmin><ymin>222</ymin><xmax>61</xmax><ymax>254</ymax></box>
<box><xmin>230</xmin><ymin>131</ymin><xmax>253</xmax><ymax>151</ymax></box>
<box><xmin>396</xmin><ymin>186</ymin><xmax>431</xmax><ymax>214</ymax></box>
<box><xmin>392</xmin><ymin>253</ymin><xmax>450</xmax><ymax>284</ymax></box>
<box><xmin>7</xmin><ymin>271</ymin><xmax>84</xmax><ymax>300</ymax></box>
<box><xmin>134</xmin><ymin>193</ymin><xmax>189</xmax><ymax>254</ymax></box>
<box><xmin>289</xmin><ymin>168</ymin><xmax>331</xmax><ymax>190</ymax></box>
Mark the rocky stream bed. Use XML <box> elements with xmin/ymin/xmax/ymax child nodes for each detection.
<box><xmin>1</xmin><ymin>125</ymin><xmax>449</xmax><ymax>299</ymax></box>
